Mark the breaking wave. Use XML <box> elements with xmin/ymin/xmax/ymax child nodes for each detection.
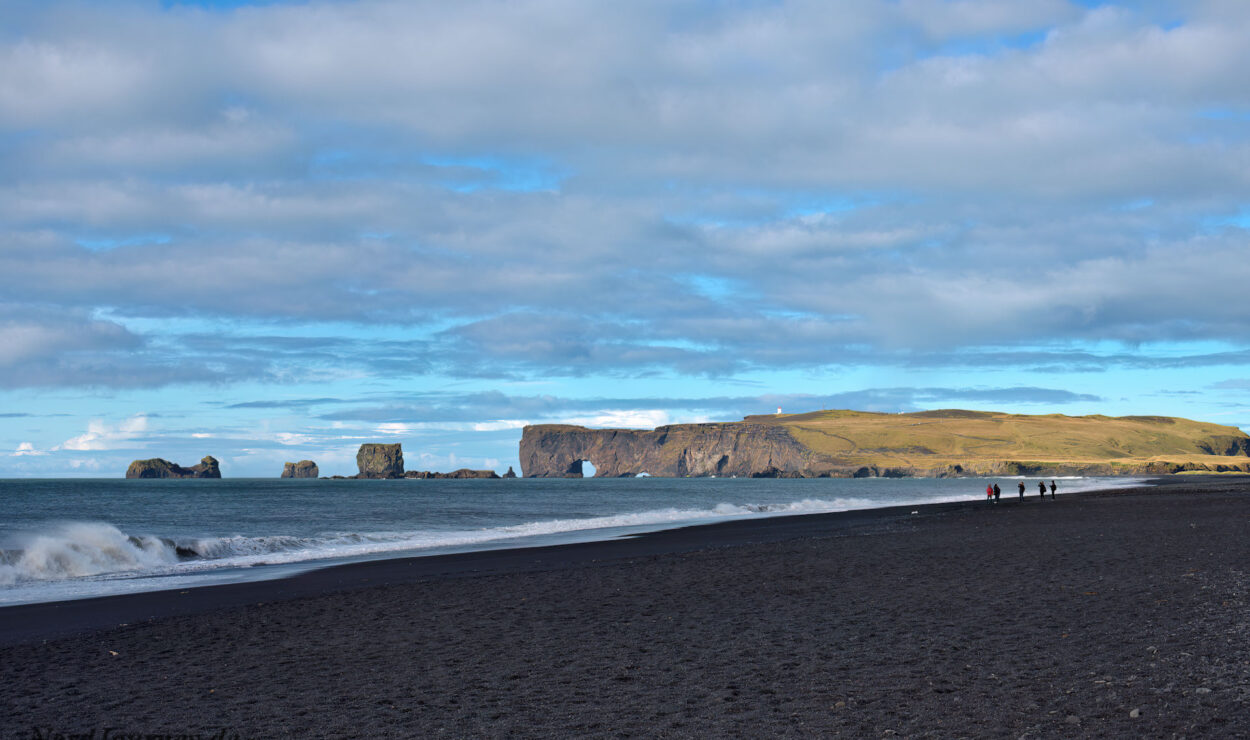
<box><xmin>0</xmin><ymin>498</ymin><xmax>887</xmax><ymax>586</ymax></box>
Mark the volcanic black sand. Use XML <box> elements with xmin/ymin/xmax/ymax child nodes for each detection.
<box><xmin>4</xmin><ymin>478</ymin><xmax>1250</xmax><ymax>738</ymax></box>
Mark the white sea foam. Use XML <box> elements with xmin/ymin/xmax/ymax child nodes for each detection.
<box><xmin>0</xmin><ymin>522</ymin><xmax>179</xmax><ymax>585</ymax></box>
<box><xmin>0</xmin><ymin>497</ymin><xmax>898</xmax><ymax>587</ymax></box>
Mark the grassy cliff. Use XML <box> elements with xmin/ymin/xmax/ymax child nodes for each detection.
<box><xmin>520</xmin><ymin>410</ymin><xmax>1250</xmax><ymax>478</ymax></box>
<box><xmin>762</xmin><ymin>409</ymin><xmax>1250</xmax><ymax>476</ymax></box>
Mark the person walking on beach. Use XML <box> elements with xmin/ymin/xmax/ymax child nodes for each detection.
<box><xmin>987</xmin><ymin>483</ymin><xmax>994</xmax><ymax>502</ymax></box>
<box><xmin>993</xmin><ymin>483</ymin><xmax>1001</xmax><ymax>502</ymax></box>
<box><xmin>1039</xmin><ymin>481</ymin><xmax>1047</xmax><ymax>499</ymax></box>
<box><xmin>1050</xmin><ymin>480</ymin><xmax>1057</xmax><ymax>498</ymax></box>
<box><xmin>1017</xmin><ymin>481</ymin><xmax>1025</xmax><ymax>499</ymax></box>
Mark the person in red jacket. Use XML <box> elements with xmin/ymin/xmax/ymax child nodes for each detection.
<box><xmin>986</xmin><ymin>483</ymin><xmax>994</xmax><ymax>502</ymax></box>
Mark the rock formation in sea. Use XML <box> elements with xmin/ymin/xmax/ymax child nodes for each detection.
<box><xmin>404</xmin><ymin>468</ymin><xmax>501</xmax><ymax>479</ymax></box>
<box><xmin>503</xmin><ymin>466</ymin><xmax>518</xmax><ymax>479</ymax></box>
<box><xmin>520</xmin><ymin>410</ymin><xmax>1250</xmax><ymax>478</ymax></box>
<box><xmin>126</xmin><ymin>456</ymin><xmax>222</xmax><ymax>479</ymax></box>
<box><xmin>355</xmin><ymin>443</ymin><xmax>404</xmax><ymax>479</ymax></box>
<box><xmin>281</xmin><ymin>460</ymin><xmax>319</xmax><ymax>478</ymax></box>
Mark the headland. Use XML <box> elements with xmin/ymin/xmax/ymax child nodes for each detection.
<box><xmin>522</xmin><ymin>409</ymin><xmax>1250</xmax><ymax>477</ymax></box>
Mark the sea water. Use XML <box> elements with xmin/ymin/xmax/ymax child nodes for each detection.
<box><xmin>0</xmin><ymin>475</ymin><xmax>1144</xmax><ymax>606</ymax></box>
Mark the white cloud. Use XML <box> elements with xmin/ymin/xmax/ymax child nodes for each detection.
<box><xmin>0</xmin><ymin>0</ymin><xmax>1249</xmax><ymax>389</ymax></box>
<box><xmin>56</xmin><ymin>414</ymin><xmax>149</xmax><ymax>451</ymax></box>
<box><xmin>12</xmin><ymin>441</ymin><xmax>44</xmax><ymax>456</ymax></box>
<box><xmin>471</xmin><ymin>420</ymin><xmax>529</xmax><ymax>432</ymax></box>
<box><xmin>564</xmin><ymin>409</ymin><xmax>673</xmax><ymax>429</ymax></box>
<box><xmin>272</xmin><ymin>432</ymin><xmax>315</xmax><ymax>446</ymax></box>
<box><xmin>375</xmin><ymin>423</ymin><xmax>412</xmax><ymax>435</ymax></box>
<box><xmin>898</xmin><ymin>0</ymin><xmax>1080</xmax><ymax>40</ymax></box>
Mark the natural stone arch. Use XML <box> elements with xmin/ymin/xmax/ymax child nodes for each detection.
<box><xmin>566</xmin><ymin>459</ymin><xmax>597</xmax><ymax>478</ymax></box>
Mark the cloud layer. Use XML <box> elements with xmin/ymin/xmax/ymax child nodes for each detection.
<box><xmin>1</xmin><ymin>1</ymin><xmax>1248</xmax><ymax>389</ymax></box>
<box><xmin>5</xmin><ymin>1</ymin><xmax>1250</xmax><ymax>475</ymax></box>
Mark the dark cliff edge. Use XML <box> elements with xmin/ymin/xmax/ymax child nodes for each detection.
<box><xmin>126</xmin><ymin>456</ymin><xmax>221</xmax><ymax>479</ymax></box>
<box><xmin>520</xmin><ymin>423</ymin><xmax>829</xmax><ymax>478</ymax></box>
<box><xmin>520</xmin><ymin>413</ymin><xmax>1250</xmax><ymax>479</ymax></box>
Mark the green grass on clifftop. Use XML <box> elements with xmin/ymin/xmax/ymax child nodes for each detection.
<box><xmin>743</xmin><ymin>409</ymin><xmax>1249</xmax><ymax>473</ymax></box>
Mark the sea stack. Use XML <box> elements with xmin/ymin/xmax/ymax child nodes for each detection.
<box><xmin>356</xmin><ymin>443</ymin><xmax>404</xmax><ymax>479</ymax></box>
<box><xmin>281</xmin><ymin>460</ymin><xmax>319</xmax><ymax>478</ymax></box>
<box><xmin>503</xmin><ymin>466</ymin><xmax>518</xmax><ymax>479</ymax></box>
<box><xmin>126</xmin><ymin>456</ymin><xmax>221</xmax><ymax>479</ymax></box>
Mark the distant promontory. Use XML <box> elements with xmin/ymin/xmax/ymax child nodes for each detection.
<box><xmin>520</xmin><ymin>410</ymin><xmax>1250</xmax><ymax>478</ymax></box>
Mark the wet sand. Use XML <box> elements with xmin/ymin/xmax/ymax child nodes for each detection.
<box><xmin>4</xmin><ymin>477</ymin><xmax>1250</xmax><ymax>738</ymax></box>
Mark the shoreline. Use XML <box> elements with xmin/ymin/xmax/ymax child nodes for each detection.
<box><xmin>0</xmin><ymin>487</ymin><xmax>1024</xmax><ymax>647</ymax></box>
<box><xmin>0</xmin><ymin>474</ymin><xmax>1151</xmax><ymax>613</ymax></box>
<box><xmin>5</xmin><ymin>475</ymin><xmax>1250</xmax><ymax>736</ymax></box>
<box><xmin>0</xmin><ymin>475</ymin><xmax>1191</xmax><ymax>645</ymax></box>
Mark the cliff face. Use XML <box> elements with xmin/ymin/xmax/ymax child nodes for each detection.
<box><xmin>356</xmin><ymin>443</ymin><xmax>404</xmax><ymax>478</ymax></box>
<box><xmin>126</xmin><ymin>456</ymin><xmax>221</xmax><ymax>479</ymax></box>
<box><xmin>282</xmin><ymin>460</ymin><xmax>319</xmax><ymax>478</ymax></box>
<box><xmin>520</xmin><ymin>423</ymin><xmax>828</xmax><ymax>478</ymax></box>
<box><xmin>520</xmin><ymin>410</ymin><xmax>1250</xmax><ymax>478</ymax></box>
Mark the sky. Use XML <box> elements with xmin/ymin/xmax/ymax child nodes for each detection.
<box><xmin>3</xmin><ymin>0</ymin><xmax>1250</xmax><ymax>477</ymax></box>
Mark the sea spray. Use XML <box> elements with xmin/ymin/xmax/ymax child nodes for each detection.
<box><xmin>0</xmin><ymin>522</ymin><xmax>179</xmax><ymax>583</ymax></box>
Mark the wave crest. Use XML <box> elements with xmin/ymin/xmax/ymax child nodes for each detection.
<box><xmin>0</xmin><ymin>522</ymin><xmax>179</xmax><ymax>585</ymax></box>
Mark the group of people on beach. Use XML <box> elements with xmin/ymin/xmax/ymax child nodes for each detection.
<box><xmin>984</xmin><ymin>480</ymin><xmax>1056</xmax><ymax>503</ymax></box>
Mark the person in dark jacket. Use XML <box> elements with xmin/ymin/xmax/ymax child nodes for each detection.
<box><xmin>993</xmin><ymin>483</ymin><xmax>1001</xmax><ymax>502</ymax></box>
<box><xmin>1017</xmin><ymin>481</ymin><xmax>1025</xmax><ymax>499</ymax></box>
<box><xmin>1039</xmin><ymin>481</ymin><xmax>1048</xmax><ymax>499</ymax></box>
<box><xmin>1050</xmin><ymin>480</ymin><xmax>1057</xmax><ymax>498</ymax></box>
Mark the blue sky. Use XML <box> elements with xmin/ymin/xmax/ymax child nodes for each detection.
<box><xmin>4</xmin><ymin>0</ymin><xmax>1250</xmax><ymax>477</ymax></box>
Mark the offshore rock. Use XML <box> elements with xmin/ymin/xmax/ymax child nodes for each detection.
<box><xmin>356</xmin><ymin>443</ymin><xmax>404</xmax><ymax>479</ymax></box>
<box><xmin>126</xmin><ymin>456</ymin><xmax>221</xmax><ymax>479</ymax></box>
<box><xmin>281</xmin><ymin>460</ymin><xmax>319</xmax><ymax>478</ymax></box>
<box><xmin>404</xmin><ymin>468</ymin><xmax>501</xmax><ymax>479</ymax></box>
<box><xmin>503</xmin><ymin>466</ymin><xmax>518</xmax><ymax>479</ymax></box>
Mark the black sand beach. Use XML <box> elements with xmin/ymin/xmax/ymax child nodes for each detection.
<box><xmin>4</xmin><ymin>478</ymin><xmax>1250</xmax><ymax>738</ymax></box>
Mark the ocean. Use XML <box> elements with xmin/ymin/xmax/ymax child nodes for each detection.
<box><xmin>0</xmin><ymin>475</ymin><xmax>1144</xmax><ymax>606</ymax></box>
